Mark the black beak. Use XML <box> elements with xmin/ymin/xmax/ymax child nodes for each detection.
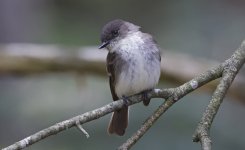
<box><xmin>99</xmin><ymin>41</ymin><xmax>110</xmax><ymax>49</ymax></box>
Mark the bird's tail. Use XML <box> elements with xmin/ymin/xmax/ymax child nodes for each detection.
<box><xmin>108</xmin><ymin>106</ymin><xmax>128</xmax><ymax>136</ymax></box>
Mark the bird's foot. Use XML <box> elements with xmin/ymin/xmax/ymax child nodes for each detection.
<box><xmin>142</xmin><ymin>89</ymin><xmax>152</xmax><ymax>106</ymax></box>
<box><xmin>122</xmin><ymin>95</ymin><xmax>130</xmax><ymax>106</ymax></box>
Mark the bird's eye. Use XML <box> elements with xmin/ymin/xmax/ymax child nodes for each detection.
<box><xmin>112</xmin><ymin>30</ymin><xmax>118</xmax><ymax>36</ymax></box>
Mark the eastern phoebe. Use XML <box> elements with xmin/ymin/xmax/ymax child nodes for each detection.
<box><xmin>99</xmin><ymin>19</ymin><xmax>161</xmax><ymax>136</ymax></box>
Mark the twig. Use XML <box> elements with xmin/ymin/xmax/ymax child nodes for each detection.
<box><xmin>192</xmin><ymin>40</ymin><xmax>245</xmax><ymax>150</ymax></box>
<box><xmin>76</xmin><ymin>120</ymin><xmax>90</xmax><ymax>138</ymax></box>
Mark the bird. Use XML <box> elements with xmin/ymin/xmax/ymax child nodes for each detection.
<box><xmin>99</xmin><ymin>19</ymin><xmax>161</xmax><ymax>136</ymax></box>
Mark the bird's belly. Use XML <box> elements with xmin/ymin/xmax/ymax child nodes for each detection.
<box><xmin>115</xmin><ymin>60</ymin><xmax>160</xmax><ymax>98</ymax></box>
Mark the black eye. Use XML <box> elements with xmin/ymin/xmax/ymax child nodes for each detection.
<box><xmin>112</xmin><ymin>30</ymin><xmax>118</xmax><ymax>36</ymax></box>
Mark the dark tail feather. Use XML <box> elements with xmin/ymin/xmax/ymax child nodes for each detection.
<box><xmin>108</xmin><ymin>106</ymin><xmax>128</xmax><ymax>136</ymax></box>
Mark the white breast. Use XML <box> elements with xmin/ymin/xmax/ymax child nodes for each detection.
<box><xmin>112</xmin><ymin>32</ymin><xmax>161</xmax><ymax>98</ymax></box>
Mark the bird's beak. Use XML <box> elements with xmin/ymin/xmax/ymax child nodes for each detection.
<box><xmin>99</xmin><ymin>41</ymin><xmax>110</xmax><ymax>49</ymax></box>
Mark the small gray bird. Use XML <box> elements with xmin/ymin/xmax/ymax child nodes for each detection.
<box><xmin>99</xmin><ymin>19</ymin><xmax>161</xmax><ymax>136</ymax></box>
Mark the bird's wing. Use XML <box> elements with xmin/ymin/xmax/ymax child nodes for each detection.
<box><xmin>106</xmin><ymin>52</ymin><xmax>122</xmax><ymax>101</ymax></box>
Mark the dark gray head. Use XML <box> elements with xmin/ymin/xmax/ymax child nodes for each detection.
<box><xmin>99</xmin><ymin>19</ymin><xmax>140</xmax><ymax>49</ymax></box>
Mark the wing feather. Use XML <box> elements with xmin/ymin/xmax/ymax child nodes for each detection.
<box><xmin>106</xmin><ymin>52</ymin><xmax>120</xmax><ymax>101</ymax></box>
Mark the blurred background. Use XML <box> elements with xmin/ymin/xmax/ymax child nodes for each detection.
<box><xmin>0</xmin><ymin>0</ymin><xmax>245</xmax><ymax>150</ymax></box>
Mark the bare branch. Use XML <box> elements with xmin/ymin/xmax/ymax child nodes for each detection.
<box><xmin>193</xmin><ymin>40</ymin><xmax>245</xmax><ymax>150</ymax></box>
<box><xmin>76</xmin><ymin>120</ymin><xmax>90</xmax><ymax>138</ymax></box>
<box><xmin>2</xmin><ymin>89</ymin><xmax>172</xmax><ymax>150</ymax></box>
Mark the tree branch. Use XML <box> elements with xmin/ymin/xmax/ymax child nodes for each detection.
<box><xmin>192</xmin><ymin>40</ymin><xmax>245</xmax><ymax>150</ymax></box>
<box><xmin>2</xmin><ymin>89</ymin><xmax>172</xmax><ymax>150</ymax></box>
<box><xmin>1</xmin><ymin>41</ymin><xmax>245</xmax><ymax>150</ymax></box>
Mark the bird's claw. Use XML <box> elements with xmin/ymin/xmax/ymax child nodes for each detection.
<box><xmin>142</xmin><ymin>89</ymin><xmax>152</xmax><ymax>106</ymax></box>
<box><xmin>122</xmin><ymin>95</ymin><xmax>130</xmax><ymax>106</ymax></box>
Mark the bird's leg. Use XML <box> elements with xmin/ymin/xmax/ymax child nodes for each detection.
<box><xmin>141</xmin><ymin>89</ymin><xmax>152</xmax><ymax>106</ymax></box>
<box><xmin>122</xmin><ymin>95</ymin><xmax>130</xmax><ymax>106</ymax></box>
